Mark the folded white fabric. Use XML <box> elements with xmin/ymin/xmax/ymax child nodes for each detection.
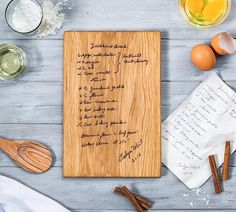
<box><xmin>0</xmin><ymin>175</ymin><xmax>70</xmax><ymax>212</ymax></box>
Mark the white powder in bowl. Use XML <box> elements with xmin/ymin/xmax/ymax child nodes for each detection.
<box><xmin>10</xmin><ymin>0</ymin><xmax>42</xmax><ymax>33</ymax></box>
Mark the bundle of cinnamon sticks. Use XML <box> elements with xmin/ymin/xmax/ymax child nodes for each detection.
<box><xmin>114</xmin><ymin>186</ymin><xmax>152</xmax><ymax>211</ymax></box>
<box><xmin>208</xmin><ymin>141</ymin><xmax>231</xmax><ymax>194</ymax></box>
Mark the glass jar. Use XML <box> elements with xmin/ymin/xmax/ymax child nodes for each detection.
<box><xmin>5</xmin><ymin>0</ymin><xmax>44</xmax><ymax>36</ymax></box>
<box><xmin>179</xmin><ymin>0</ymin><xmax>231</xmax><ymax>28</ymax></box>
<box><xmin>0</xmin><ymin>44</ymin><xmax>27</xmax><ymax>80</ymax></box>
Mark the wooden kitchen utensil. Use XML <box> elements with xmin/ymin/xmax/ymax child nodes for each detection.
<box><xmin>64</xmin><ymin>31</ymin><xmax>161</xmax><ymax>177</ymax></box>
<box><xmin>0</xmin><ymin>137</ymin><xmax>52</xmax><ymax>173</ymax></box>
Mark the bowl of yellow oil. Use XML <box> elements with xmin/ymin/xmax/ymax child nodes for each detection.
<box><xmin>0</xmin><ymin>44</ymin><xmax>27</xmax><ymax>80</ymax></box>
<box><xmin>179</xmin><ymin>0</ymin><xmax>231</xmax><ymax>28</ymax></box>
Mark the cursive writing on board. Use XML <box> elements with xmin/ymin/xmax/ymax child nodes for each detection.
<box><xmin>77</xmin><ymin>42</ymin><xmax>149</xmax><ymax>163</ymax></box>
<box><xmin>90</xmin><ymin>43</ymin><xmax>128</xmax><ymax>50</ymax></box>
<box><xmin>119</xmin><ymin>139</ymin><xmax>143</xmax><ymax>162</ymax></box>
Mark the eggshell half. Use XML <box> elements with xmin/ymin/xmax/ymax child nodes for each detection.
<box><xmin>211</xmin><ymin>32</ymin><xmax>236</xmax><ymax>56</ymax></box>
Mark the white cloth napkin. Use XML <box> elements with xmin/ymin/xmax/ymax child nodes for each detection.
<box><xmin>0</xmin><ymin>175</ymin><xmax>70</xmax><ymax>212</ymax></box>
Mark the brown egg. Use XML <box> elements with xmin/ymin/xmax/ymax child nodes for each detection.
<box><xmin>211</xmin><ymin>32</ymin><xmax>236</xmax><ymax>56</ymax></box>
<box><xmin>191</xmin><ymin>44</ymin><xmax>216</xmax><ymax>71</ymax></box>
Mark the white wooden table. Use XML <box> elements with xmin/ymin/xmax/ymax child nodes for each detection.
<box><xmin>1</xmin><ymin>0</ymin><xmax>236</xmax><ymax>211</ymax></box>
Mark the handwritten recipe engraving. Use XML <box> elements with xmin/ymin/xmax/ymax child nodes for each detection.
<box><xmin>64</xmin><ymin>32</ymin><xmax>161</xmax><ymax>177</ymax></box>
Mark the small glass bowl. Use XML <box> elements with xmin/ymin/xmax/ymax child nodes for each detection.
<box><xmin>0</xmin><ymin>44</ymin><xmax>27</xmax><ymax>80</ymax></box>
<box><xmin>179</xmin><ymin>0</ymin><xmax>231</xmax><ymax>29</ymax></box>
<box><xmin>5</xmin><ymin>0</ymin><xmax>44</xmax><ymax>36</ymax></box>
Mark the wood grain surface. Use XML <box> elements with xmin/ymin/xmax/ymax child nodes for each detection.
<box><xmin>0</xmin><ymin>0</ymin><xmax>236</xmax><ymax>210</ymax></box>
<box><xmin>64</xmin><ymin>32</ymin><xmax>161</xmax><ymax>177</ymax></box>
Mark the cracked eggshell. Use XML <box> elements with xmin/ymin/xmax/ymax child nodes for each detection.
<box><xmin>211</xmin><ymin>32</ymin><xmax>236</xmax><ymax>56</ymax></box>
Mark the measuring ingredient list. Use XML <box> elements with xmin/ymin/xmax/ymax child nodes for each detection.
<box><xmin>63</xmin><ymin>32</ymin><xmax>161</xmax><ymax>177</ymax></box>
<box><xmin>162</xmin><ymin>73</ymin><xmax>236</xmax><ymax>189</ymax></box>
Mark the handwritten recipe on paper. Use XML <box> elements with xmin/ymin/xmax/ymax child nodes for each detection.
<box><xmin>64</xmin><ymin>32</ymin><xmax>161</xmax><ymax>177</ymax></box>
<box><xmin>162</xmin><ymin>73</ymin><xmax>236</xmax><ymax>189</ymax></box>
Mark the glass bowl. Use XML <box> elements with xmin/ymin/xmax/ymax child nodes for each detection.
<box><xmin>179</xmin><ymin>0</ymin><xmax>231</xmax><ymax>28</ymax></box>
<box><xmin>5</xmin><ymin>0</ymin><xmax>43</xmax><ymax>36</ymax></box>
<box><xmin>0</xmin><ymin>44</ymin><xmax>27</xmax><ymax>80</ymax></box>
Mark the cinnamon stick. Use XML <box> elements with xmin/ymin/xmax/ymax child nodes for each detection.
<box><xmin>121</xmin><ymin>186</ymin><xmax>144</xmax><ymax>212</ymax></box>
<box><xmin>222</xmin><ymin>141</ymin><xmax>231</xmax><ymax>181</ymax></box>
<box><xmin>134</xmin><ymin>194</ymin><xmax>151</xmax><ymax>209</ymax></box>
<box><xmin>114</xmin><ymin>187</ymin><xmax>151</xmax><ymax>209</ymax></box>
<box><xmin>208</xmin><ymin>155</ymin><xmax>222</xmax><ymax>194</ymax></box>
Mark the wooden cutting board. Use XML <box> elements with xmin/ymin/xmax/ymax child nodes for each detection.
<box><xmin>63</xmin><ymin>31</ymin><xmax>161</xmax><ymax>177</ymax></box>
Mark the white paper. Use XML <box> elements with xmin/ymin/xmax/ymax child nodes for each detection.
<box><xmin>0</xmin><ymin>175</ymin><xmax>70</xmax><ymax>212</ymax></box>
<box><xmin>162</xmin><ymin>73</ymin><xmax>236</xmax><ymax>189</ymax></box>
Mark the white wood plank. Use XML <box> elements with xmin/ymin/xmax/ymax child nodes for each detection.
<box><xmin>0</xmin><ymin>40</ymin><xmax>235</xmax><ymax>82</ymax></box>
<box><xmin>0</xmin><ymin>124</ymin><xmax>61</xmax><ymax>166</ymax></box>
<box><xmin>0</xmin><ymin>167</ymin><xmax>236</xmax><ymax>210</ymax></box>
<box><xmin>1</xmin><ymin>124</ymin><xmax>236</xmax><ymax>167</ymax></box>
<box><xmin>0</xmin><ymin>0</ymin><xmax>236</xmax><ymax>40</ymax></box>
<box><xmin>1</xmin><ymin>81</ymin><xmax>236</xmax><ymax>168</ymax></box>
<box><xmin>1</xmin><ymin>81</ymin><xmax>236</xmax><ymax>123</ymax></box>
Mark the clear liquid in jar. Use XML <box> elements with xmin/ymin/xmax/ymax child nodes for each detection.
<box><xmin>0</xmin><ymin>44</ymin><xmax>26</xmax><ymax>80</ymax></box>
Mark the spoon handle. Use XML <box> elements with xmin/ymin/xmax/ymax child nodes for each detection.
<box><xmin>0</xmin><ymin>137</ymin><xmax>13</xmax><ymax>149</ymax></box>
<box><xmin>0</xmin><ymin>137</ymin><xmax>20</xmax><ymax>160</ymax></box>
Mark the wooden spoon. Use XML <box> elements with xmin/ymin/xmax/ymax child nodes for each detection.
<box><xmin>0</xmin><ymin>137</ymin><xmax>52</xmax><ymax>174</ymax></box>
